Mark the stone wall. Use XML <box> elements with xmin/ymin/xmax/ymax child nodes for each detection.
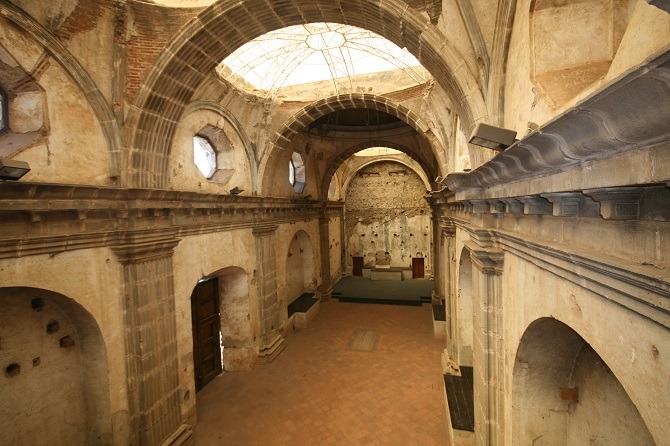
<box><xmin>345</xmin><ymin>161</ymin><xmax>432</xmax><ymax>274</ymax></box>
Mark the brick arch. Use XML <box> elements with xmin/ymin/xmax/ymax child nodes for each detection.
<box><xmin>260</xmin><ymin>94</ymin><xmax>439</xmax><ymax>196</ymax></box>
<box><xmin>124</xmin><ymin>0</ymin><xmax>487</xmax><ymax>188</ymax></box>
<box><xmin>320</xmin><ymin>141</ymin><xmax>434</xmax><ymax>200</ymax></box>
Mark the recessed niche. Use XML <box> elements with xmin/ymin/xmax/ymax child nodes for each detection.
<box><xmin>32</xmin><ymin>357</ymin><xmax>41</xmax><ymax>367</ymax></box>
<box><xmin>5</xmin><ymin>363</ymin><xmax>20</xmax><ymax>377</ymax></box>
<box><xmin>59</xmin><ymin>336</ymin><xmax>76</xmax><ymax>348</ymax></box>
<box><xmin>46</xmin><ymin>321</ymin><xmax>60</xmax><ymax>334</ymax></box>
<box><xmin>31</xmin><ymin>298</ymin><xmax>45</xmax><ymax>311</ymax></box>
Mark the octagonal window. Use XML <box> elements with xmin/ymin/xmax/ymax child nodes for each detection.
<box><xmin>193</xmin><ymin>135</ymin><xmax>217</xmax><ymax>179</ymax></box>
<box><xmin>289</xmin><ymin>151</ymin><xmax>306</xmax><ymax>193</ymax></box>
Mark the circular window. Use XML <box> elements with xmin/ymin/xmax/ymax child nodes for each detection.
<box><xmin>193</xmin><ymin>135</ymin><xmax>217</xmax><ymax>179</ymax></box>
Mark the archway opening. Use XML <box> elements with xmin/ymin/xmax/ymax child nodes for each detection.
<box><xmin>512</xmin><ymin>317</ymin><xmax>654</xmax><ymax>445</ymax></box>
<box><xmin>0</xmin><ymin>287</ymin><xmax>112</xmax><ymax>445</ymax></box>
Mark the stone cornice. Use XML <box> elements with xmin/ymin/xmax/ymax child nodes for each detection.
<box><xmin>0</xmin><ymin>182</ymin><xmax>344</xmax><ymax>259</ymax></box>
<box><xmin>445</xmin><ymin>46</ymin><xmax>670</xmax><ymax>193</ymax></box>
<box><xmin>450</xmin><ymin>219</ymin><xmax>670</xmax><ymax>331</ymax></box>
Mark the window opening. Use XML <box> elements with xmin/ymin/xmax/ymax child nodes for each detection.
<box><xmin>290</xmin><ymin>152</ymin><xmax>306</xmax><ymax>193</ymax></box>
<box><xmin>193</xmin><ymin>135</ymin><xmax>217</xmax><ymax>179</ymax></box>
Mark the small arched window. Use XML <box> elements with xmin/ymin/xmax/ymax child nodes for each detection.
<box><xmin>193</xmin><ymin>135</ymin><xmax>217</xmax><ymax>179</ymax></box>
<box><xmin>289</xmin><ymin>151</ymin><xmax>306</xmax><ymax>193</ymax></box>
<box><xmin>0</xmin><ymin>87</ymin><xmax>8</xmax><ymax>135</ymax></box>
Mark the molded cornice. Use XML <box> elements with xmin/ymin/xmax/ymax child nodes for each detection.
<box><xmin>446</xmin><ymin>46</ymin><xmax>670</xmax><ymax>192</ymax></box>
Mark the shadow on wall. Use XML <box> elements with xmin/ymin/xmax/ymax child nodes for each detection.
<box><xmin>512</xmin><ymin>317</ymin><xmax>654</xmax><ymax>445</ymax></box>
<box><xmin>0</xmin><ymin>287</ymin><xmax>112</xmax><ymax>445</ymax></box>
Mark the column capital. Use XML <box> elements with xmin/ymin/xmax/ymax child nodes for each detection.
<box><xmin>112</xmin><ymin>228</ymin><xmax>179</xmax><ymax>264</ymax></box>
<box><xmin>465</xmin><ymin>241</ymin><xmax>504</xmax><ymax>275</ymax></box>
<box><xmin>252</xmin><ymin>224</ymin><xmax>278</xmax><ymax>236</ymax></box>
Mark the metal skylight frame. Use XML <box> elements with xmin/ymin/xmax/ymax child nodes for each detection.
<box><xmin>218</xmin><ymin>23</ymin><xmax>430</xmax><ymax>97</ymax></box>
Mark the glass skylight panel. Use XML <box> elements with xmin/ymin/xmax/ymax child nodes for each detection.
<box><xmin>219</xmin><ymin>23</ymin><xmax>428</xmax><ymax>96</ymax></box>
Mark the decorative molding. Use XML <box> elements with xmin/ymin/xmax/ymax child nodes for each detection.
<box><xmin>0</xmin><ymin>182</ymin><xmax>343</xmax><ymax>259</ymax></box>
<box><xmin>498</xmin><ymin>197</ymin><xmax>523</xmax><ymax>214</ymax></box>
<box><xmin>584</xmin><ymin>187</ymin><xmax>644</xmax><ymax>220</ymax></box>
<box><xmin>451</xmin><ymin>221</ymin><xmax>670</xmax><ymax>331</ymax></box>
<box><xmin>648</xmin><ymin>0</ymin><xmax>670</xmax><ymax>14</ymax></box>
<box><xmin>465</xmin><ymin>240</ymin><xmax>504</xmax><ymax>275</ymax></box>
<box><xmin>445</xmin><ymin>47</ymin><xmax>670</xmax><ymax>192</ymax></box>
<box><xmin>517</xmin><ymin>195</ymin><xmax>552</xmax><ymax>215</ymax></box>
<box><xmin>541</xmin><ymin>192</ymin><xmax>582</xmax><ymax>216</ymax></box>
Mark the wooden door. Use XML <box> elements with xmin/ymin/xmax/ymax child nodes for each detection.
<box><xmin>412</xmin><ymin>257</ymin><xmax>425</xmax><ymax>279</ymax></box>
<box><xmin>191</xmin><ymin>277</ymin><xmax>222</xmax><ymax>392</ymax></box>
<box><xmin>352</xmin><ymin>256</ymin><xmax>364</xmax><ymax>277</ymax></box>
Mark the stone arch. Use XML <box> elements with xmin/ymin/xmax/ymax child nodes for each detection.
<box><xmin>0</xmin><ymin>2</ymin><xmax>121</xmax><ymax>175</ymax></box>
<box><xmin>341</xmin><ymin>157</ymin><xmax>431</xmax><ymax>201</ymax></box>
<box><xmin>200</xmin><ymin>266</ymin><xmax>254</xmax><ymax>371</ymax></box>
<box><xmin>180</xmin><ymin>101</ymin><xmax>258</xmax><ymax>192</ymax></box>
<box><xmin>0</xmin><ymin>287</ymin><xmax>112</xmax><ymax>445</ymax></box>
<box><xmin>511</xmin><ymin>317</ymin><xmax>654</xmax><ymax>445</ymax></box>
<box><xmin>321</xmin><ymin>140</ymin><xmax>434</xmax><ymax>200</ymax></box>
<box><xmin>285</xmin><ymin>230</ymin><xmax>316</xmax><ymax>305</ymax></box>
<box><xmin>262</xmin><ymin>94</ymin><xmax>440</xmax><ymax>196</ymax></box>
<box><xmin>124</xmin><ymin>0</ymin><xmax>487</xmax><ymax>188</ymax></box>
<box><xmin>455</xmin><ymin>247</ymin><xmax>474</xmax><ymax>367</ymax></box>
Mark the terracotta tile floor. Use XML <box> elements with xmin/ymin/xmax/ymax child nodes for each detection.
<box><xmin>193</xmin><ymin>301</ymin><xmax>449</xmax><ymax>445</ymax></box>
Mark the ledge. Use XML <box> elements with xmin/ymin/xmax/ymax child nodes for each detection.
<box><xmin>445</xmin><ymin>46</ymin><xmax>670</xmax><ymax>193</ymax></box>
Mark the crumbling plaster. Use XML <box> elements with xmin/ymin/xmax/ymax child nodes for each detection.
<box><xmin>0</xmin><ymin>248</ymin><xmax>128</xmax><ymax>445</ymax></box>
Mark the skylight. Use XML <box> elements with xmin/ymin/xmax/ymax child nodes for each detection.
<box><xmin>355</xmin><ymin>147</ymin><xmax>404</xmax><ymax>157</ymax></box>
<box><xmin>218</xmin><ymin>23</ymin><xmax>429</xmax><ymax>97</ymax></box>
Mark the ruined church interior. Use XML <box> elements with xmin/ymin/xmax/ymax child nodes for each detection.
<box><xmin>1</xmin><ymin>0</ymin><xmax>669</xmax><ymax>444</ymax></box>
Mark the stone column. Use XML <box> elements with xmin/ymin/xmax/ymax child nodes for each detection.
<box><xmin>467</xmin><ymin>241</ymin><xmax>504</xmax><ymax>446</ymax></box>
<box><xmin>318</xmin><ymin>213</ymin><xmax>333</xmax><ymax>302</ymax></box>
<box><xmin>253</xmin><ymin>225</ymin><xmax>285</xmax><ymax>363</ymax></box>
<box><xmin>113</xmin><ymin>229</ymin><xmax>192</xmax><ymax>446</ymax></box>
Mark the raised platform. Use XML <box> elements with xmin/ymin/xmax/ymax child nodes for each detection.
<box><xmin>332</xmin><ymin>276</ymin><xmax>433</xmax><ymax>306</ymax></box>
<box><xmin>444</xmin><ymin>366</ymin><xmax>474</xmax><ymax>432</ymax></box>
<box><xmin>288</xmin><ymin>293</ymin><xmax>319</xmax><ymax>328</ymax></box>
<box><xmin>432</xmin><ymin>303</ymin><xmax>446</xmax><ymax>338</ymax></box>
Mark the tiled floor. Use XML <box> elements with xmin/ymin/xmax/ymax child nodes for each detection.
<box><xmin>193</xmin><ymin>300</ymin><xmax>449</xmax><ymax>445</ymax></box>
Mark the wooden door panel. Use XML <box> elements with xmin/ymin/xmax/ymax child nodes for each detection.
<box><xmin>191</xmin><ymin>278</ymin><xmax>222</xmax><ymax>392</ymax></box>
<box><xmin>412</xmin><ymin>258</ymin><xmax>425</xmax><ymax>279</ymax></box>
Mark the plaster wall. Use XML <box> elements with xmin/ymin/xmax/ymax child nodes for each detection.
<box><xmin>345</xmin><ymin>161</ymin><xmax>432</xmax><ymax>273</ymax></box>
<box><xmin>499</xmin><ymin>251</ymin><xmax>670</xmax><ymax>445</ymax></box>
<box><xmin>504</xmin><ymin>0</ymin><xmax>670</xmax><ymax>136</ymax></box>
<box><xmin>0</xmin><ymin>293</ymin><xmax>87</xmax><ymax>446</ymax></box>
<box><xmin>0</xmin><ymin>249</ymin><xmax>127</xmax><ymax>445</ymax></box>
<box><xmin>172</xmin><ymin>229</ymin><xmax>258</xmax><ymax>420</ymax></box>
<box><xmin>566</xmin><ymin>346</ymin><xmax>654</xmax><ymax>445</ymax></box>
<box><xmin>0</xmin><ymin>16</ymin><xmax>111</xmax><ymax>184</ymax></box>
<box><xmin>329</xmin><ymin>216</ymin><xmax>343</xmax><ymax>282</ymax></box>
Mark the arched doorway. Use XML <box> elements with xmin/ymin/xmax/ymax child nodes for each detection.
<box><xmin>0</xmin><ymin>287</ymin><xmax>111</xmax><ymax>445</ymax></box>
<box><xmin>512</xmin><ymin>317</ymin><xmax>654</xmax><ymax>445</ymax></box>
<box><xmin>191</xmin><ymin>266</ymin><xmax>253</xmax><ymax>390</ymax></box>
<box><xmin>285</xmin><ymin>230</ymin><xmax>316</xmax><ymax>305</ymax></box>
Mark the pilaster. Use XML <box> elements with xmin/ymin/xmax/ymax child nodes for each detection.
<box><xmin>112</xmin><ymin>229</ymin><xmax>192</xmax><ymax>446</ymax></box>
<box><xmin>318</xmin><ymin>212</ymin><xmax>333</xmax><ymax>302</ymax></box>
<box><xmin>466</xmin><ymin>241</ymin><xmax>504</xmax><ymax>446</ymax></box>
<box><xmin>253</xmin><ymin>224</ymin><xmax>285</xmax><ymax>363</ymax></box>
